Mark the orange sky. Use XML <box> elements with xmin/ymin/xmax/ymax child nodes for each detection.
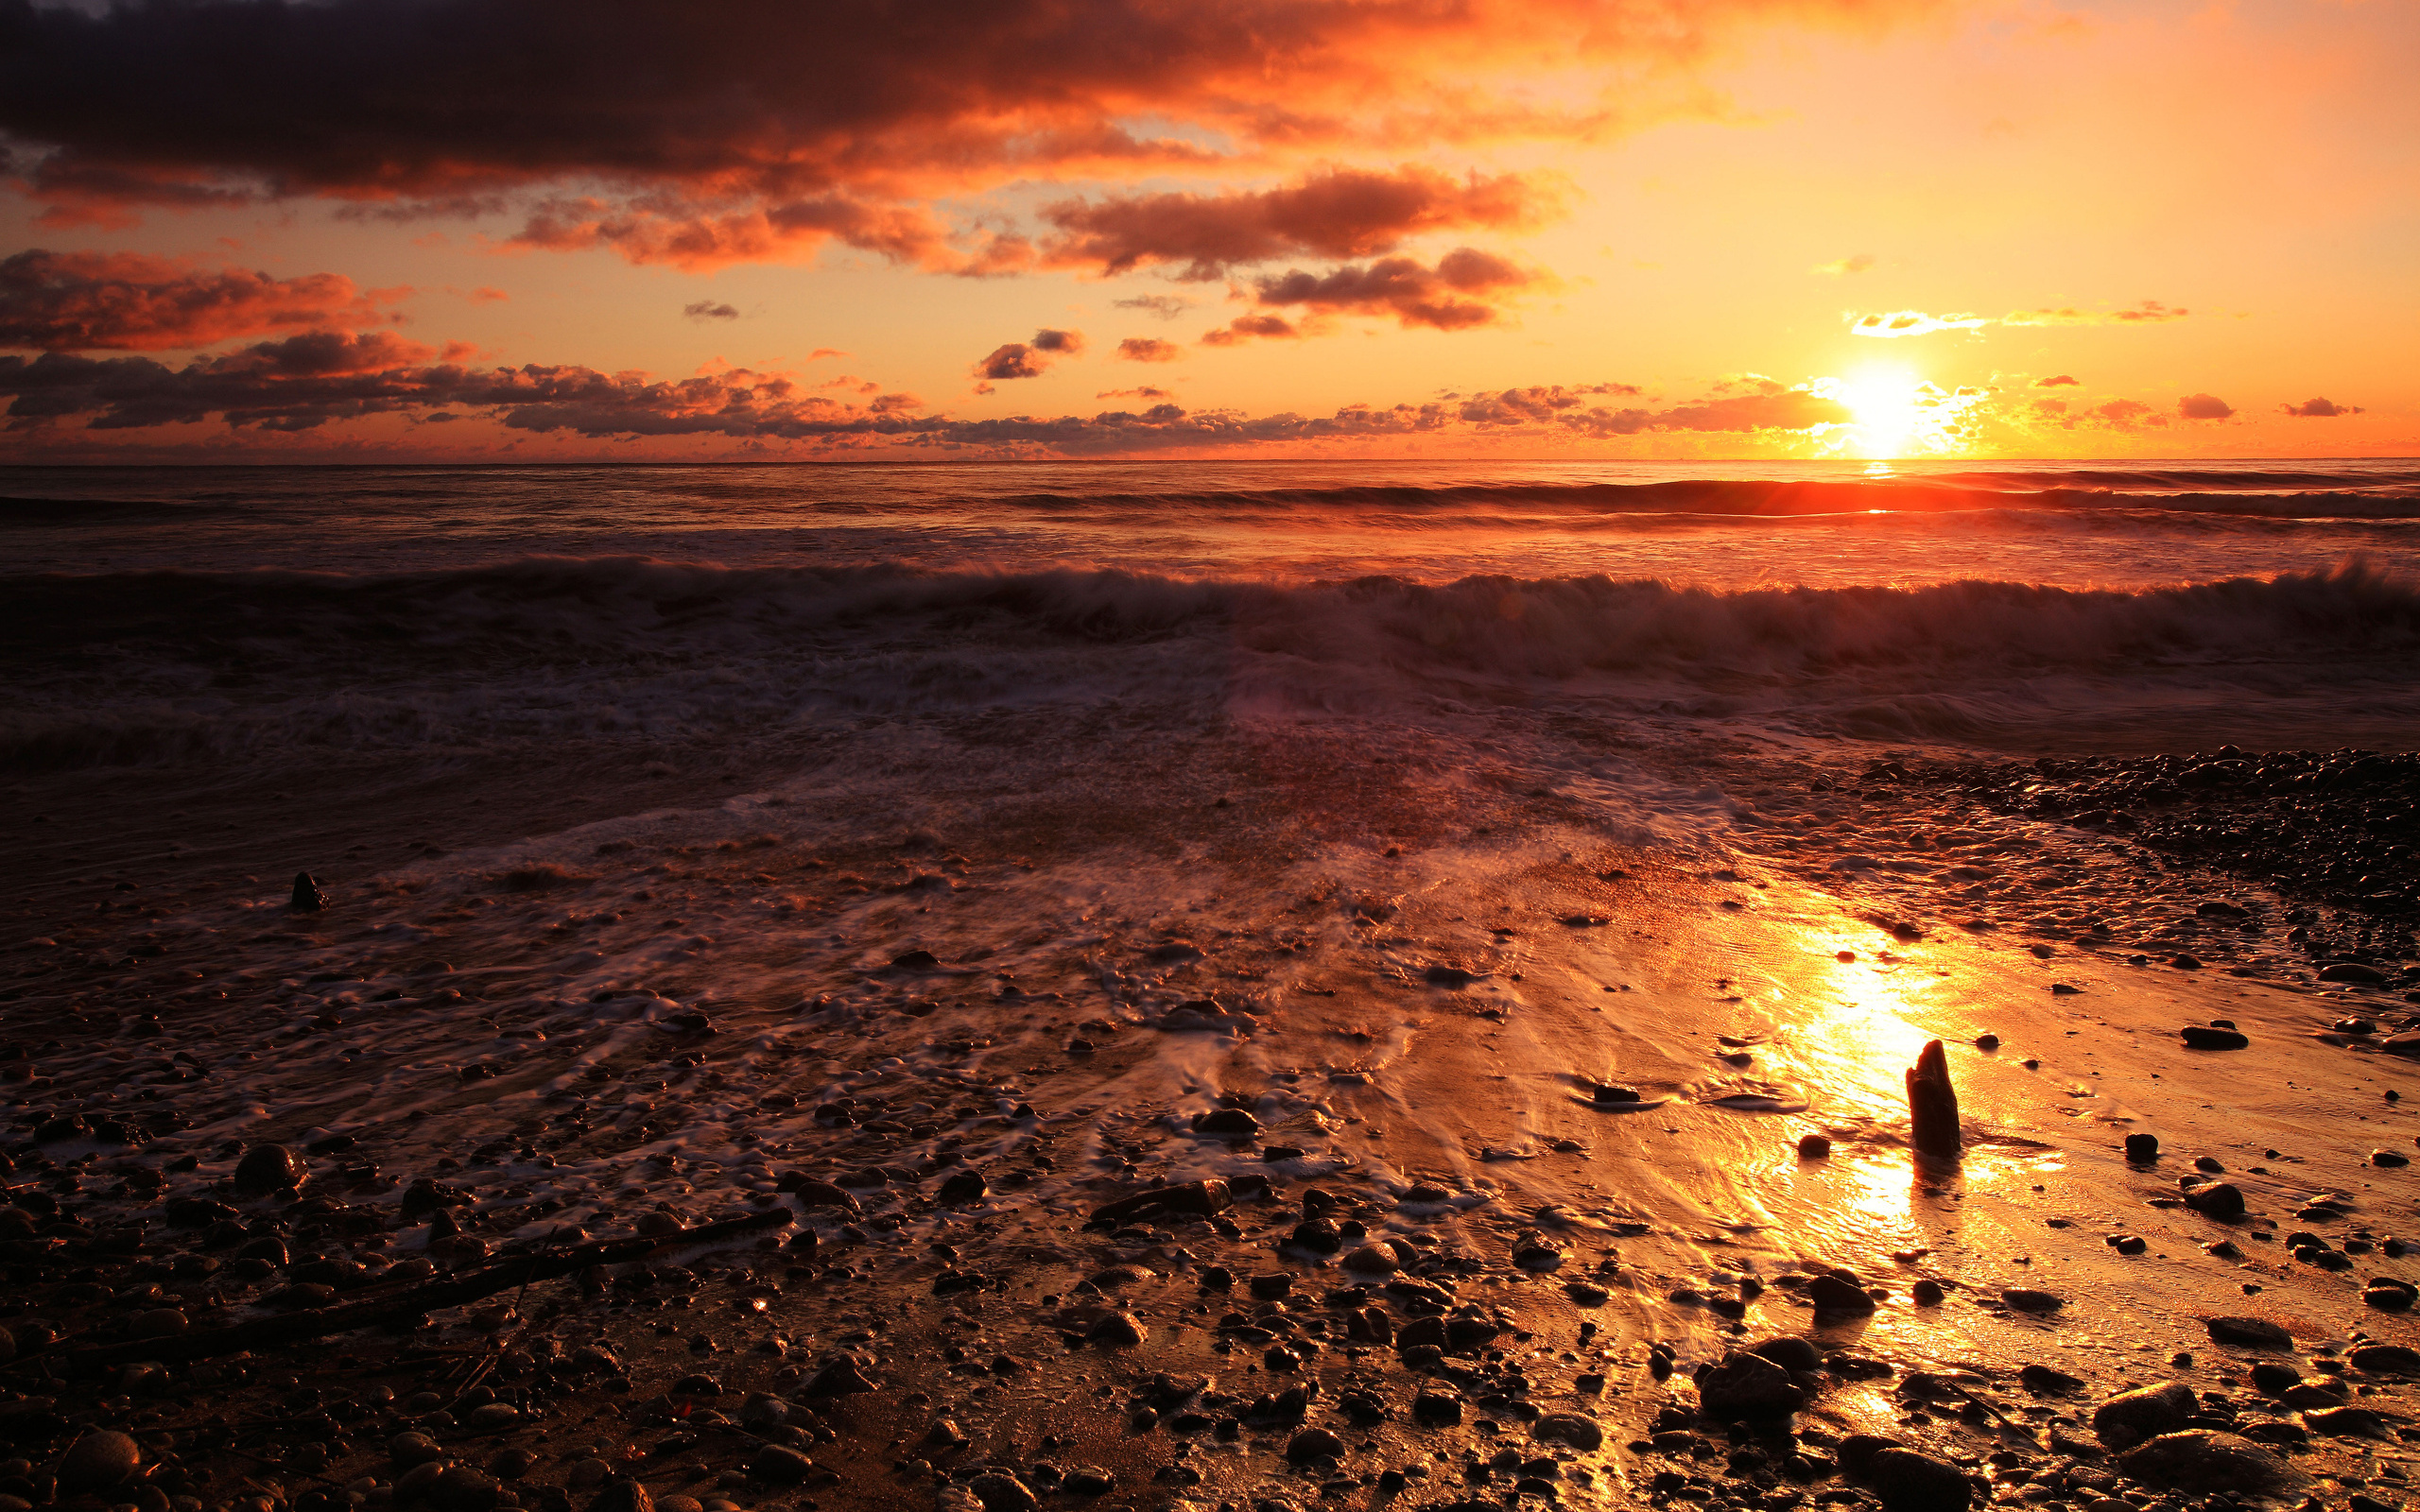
<box><xmin>0</xmin><ymin>0</ymin><xmax>2411</xmax><ymax>462</ymax></box>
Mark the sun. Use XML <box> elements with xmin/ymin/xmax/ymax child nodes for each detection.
<box><xmin>1835</xmin><ymin>365</ymin><xmax>1925</xmax><ymax>458</ymax></box>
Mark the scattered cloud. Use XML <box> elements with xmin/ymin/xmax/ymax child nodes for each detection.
<box><xmin>2177</xmin><ymin>392</ymin><xmax>2235</xmax><ymax>421</ymax></box>
<box><xmin>972</xmin><ymin>328</ymin><xmax>1084</xmax><ymax>385</ymax></box>
<box><xmin>2282</xmin><ymin>396</ymin><xmax>2360</xmax><ymax>417</ymax></box>
<box><xmin>1115</xmin><ymin>337</ymin><xmax>1184</xmax><ymax>363</ymax></box>
<box><xmin>2003</xmin><ymin>300</ymin><xmax>2188</xmax><ymax>326</ymax></box>
<box><xmin>1811</xmin><ymin>253</ymin><xmax>1876</xmax><ymax>275</ymax></box>
<box><xmin>1249</xmin><ymin>248</ymin><xmax>1538</xmax><ymax>332</ymax></box>
<box><xmin>1029</xmin><ymin>328</ymin><xmax>1084</xmax><ymax>355</ymax></box>
<box><xmin>683</xmin><ymin>301</ymin><xmax>740</xmax><ymax>321</ymax></box>
<box><xmin>1200</xmin><ymin>313</ymin><xmax>1305</xmax><ymax>348</ymax></box>
<box><xmin>1113</xmin><ymin>295</ymin><xmax>1195</xmax><ymax>320</ymax></box>
<box><xmin>1038</xmin><ymin>166</ymin><xmax>1554</xmax><ymax>280</ymax></box>
<box><xmin>2033</xmin><ymin>373</ymin><xmax>2080</xmax><ymax>387</ymax></box>
<box><xmin>1097</xmin><ymin>387</ymin><xmax>1174</xmax><ymax>401</ymax></box>
<box><xmin>1848</xmin><ymin>309</ymin><xmax>1989</xmax><ymax>338</ymax></box>
<box><xmin>0</xmin><ymin>249</ymin><xmax>409</xmax><ymax>352</ymax></box>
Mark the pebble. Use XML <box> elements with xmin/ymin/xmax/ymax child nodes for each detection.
<box><xmin>2179</xmin><ymin>1025</ymin><xmax>2248</xmax><ymax>1050</ymax></box>
<box><xmin>2205</xmin><ymin>1314</ymin><xmax>2293</xmax><ymax>1349</ymax></box>
<box><xmin>585</xmin><ymin>1482</ymin><xmax>653</xmax><ymax>1512</ymax></box>
<box><xmin>55</xmin><ymin>1431</ymin><xmax>141</xmax><ymax>1494</ymax></box>
<box><xmin>233</xmin><ymin>1143</ymin><xmax>306</xmax><ymax>1194</ymax></box>
<box><xmin>2123</xmin><ymin>1133</ymin><xmax>2159</xmax><ymax>1160</ymax></box>
<box><xmin>1531</xmin><ymin>1413</ymin><xmax>1603</xmax><ymax>1451</ymax></box>
<box><xmin>2116</xmin><ymin>1431</ymin><xmax>2304</xmax><ymax>1496</ymax></box>
<box><xmin>2093</xmin><ymin>1380</ymin><xmax>2196</xmax><ymax>1449</ymax></box>
<box><xmin>1796</xmin><ymin>1133</ymin><xmax>1831</xmax><ymax>1159</ymax></box>
<box><xmin>1867</xmin><ymin>1447</ymin><xmax>1971</xmax><ymax>1512</ymax></box>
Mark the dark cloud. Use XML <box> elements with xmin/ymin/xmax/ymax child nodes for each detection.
<box><xmin>2177</xmin><ymin>392</ymin><xmax>2234</xmax><ymax>421</ymax></box>
<box><xmin>1039</xmin><ymin>166</ymin><xmax>1549</xmax><ymax>279</ymax></box>
<box><xmin>974</xmin><ymin>328</ymin><xmax>1083</xmax><ymax>383</ymax></box>
<box><xmin>1199</xmin><ymin>313</ymin><xmax>1303</xmax><ymax>347</ymax></box>
<box><xmin>1116</xmin><ymin>337</ymin><xmax>1183</xmax><ymax>363</ymax></box>
<box><xmin>0</xmin><ymin>0</ymin><xmax>1935</xmax><ymax>268</ymax></box>
<box><xmin>975</xmin><ymin>344</ymin><xmax>1046</xmax><ymax>381</ymax></box>
<box><xmin>2032</xmin><ymin>373</ymin><xmax>2080</xmax><ymax>387</ymax></box>
<box><xmin>1249</xmin><ymin>248</ymin><xmax>1536</xmax><ymax>331</ymax></box>
<box><xmin>683</xmin><ymin>301</ymin><xmax>740</xmax><ymax>320</ymax></box>
<box><xmin>0</xmin><ymin>248</ymin><xmax>407</xmax><ymax>352</ymax></box>
<box><xmin>4</xmin><ymin>336</ymin><xmax>1858</xmax><ymax>455</ymax></box>
<box><xmin>1097</xmin><ymin>386</ymin><xmax>1174</xmax><ymax>400</ymax></box>
<box><xmin>1113</xmin><ymin>295</ymin><xmax>1194</xmax><ymax>320</ymax></box>
<box><xmin>2282</xmin><ymin>396</ymin><xmax>2360</xmax><ymax>417</ymax></box>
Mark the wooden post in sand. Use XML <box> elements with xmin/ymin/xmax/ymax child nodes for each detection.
<box><xmin>1907</xmin><ymin>1039</ymin><xmax>1961</xmax><ymax>1158</ymax></box>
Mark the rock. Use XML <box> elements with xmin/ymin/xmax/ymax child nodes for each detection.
<box><xmin>1695</xmin><ymin>1351</ymin><xmax>1803</xmax><ymax>1418</ymax></box>
<box><xmin>2002</xmin><ymin>1288</ymin><xmax>2063</xmax><ymax>1314</ymax></box>
<box><xmin>1797</xmin><ymin>1133</ymin><xmax>1831</xmax><ymax>1159</ymax></box>
<box><xmin>1092</xmin><ymin>1177</ymin><xmax>1236</xmax><ymax>1226</ymax></box>
<box><xmin>1444</xmin><ymin>1317</ymin><xmax>1500</xmax><ymax>1352</ymax></box>
<box><xmin>2374</xmin><ymin>1149</ymin><xmax>2411</xmax><ymax>1168</ymax></box>
<box><xmin>2124</xmin><ymin>1133</ymin><xmax>2159</xmax><ymax>1160</ymax></box>
<box><xmin>1086</xmin><ymin>1312</ymin><xmax>1146</xmax><ymax>1346</ymax></box>
<box><xmin>1412</xmin><ymin>1392</ymin><xmax>1463</xmax><ymax>1427</ymax></box>
<box><xmin>1285</xmin><ymin>1429</ymin><xmax>1345</xmax><ymax>1463</ymax></box>
<box><xmin>2116</xmin><ymin>1432</ymin><xmax>2304</xmax><ymax>1496</ymax></box>
<box><xmin>1905</xmin><ymin>1040</ymin><xmax>1961</xmax><ymax>1157</ymax></box>
<box><xmin>290</xmin><ymin>871</ymin><xmax>328</xmax><ymax>912</ymax></box>
<box><xmin>2180</xmin><ymin>1026</ymin><xmax>2249</xmax><ymax>1050</ymax></box>
<box><xmin>1837</xmin><ymin>1435</ymin><xmax>1902</xmax><ymax>1478</ymax></box>
<box><xmin>748</xmin><ymin>1447</ymin><xmax>814</xmax><ymax>1485</ymax></box>
<box><xmin>1867</xmin><ymin>1448</ymin><xmax>1971</xmax><ymax>1512</ymax></box>
<box><xmin>2321</xmin><ymin>962</ymin><xmax>2391</xmax><ymax>985</ymax></box>
<box><xmin>2184</xmin><ymin>1182</ymin><xmax>2246</xmax><ymax>1220</ymax></box>
<box><xmin>2205</xmin><ymin>1315</ymin><xmax>2293</xmax><ymax>1349</ymax></box>
<box><xmin>2093</xmin><ymin>1381</ymin><xmax>2196</xmax><ymax>1450</ymax></box>
<box><xmin>55</xmin><ymin>1431</ymin><xmax>141</xmax><ymax>1494</ymax></box>
<box><xmin>2365</xmin><ymin>1280</ymin><xmax>2415</xmax><ymax>1312</ymax></box>
<box><xmin>2351</xmin><ymin>1344</ymin><xmax>2420</xmax><ymax>1374</ymax></box>
<box><xmin>1589</xmin><ymin>1084</ymin><xmax>1641</xmax><ymax>1104</ymax></box>
<box><xmin>1748</xmin><ymin>1337</ymin><xmax>1822</xmax><ymax>1373</ymax></box>
<box><xmin>489</xmin><ymin>1449</ymin><xmax>536</xmax><ymax>1483</ymax></box>
<box><xmin>2305</xmin><ymin>1405</ymin><xmax>2387</xmax><ymax>1437</ymax></box>
<box><xmin>392</xmin><ymin>1434</ymin><xmax>446</xmax><ymax>1467</ymax></box>
<box><xmin>425</xmin><ymin>1468</ymin><xmax>500</xmax><ymax>1512</ymax></box>
<box><xmin>938</xmin><ymin>1169</ymin><xmax>987</xmax><ymax>1205</ymax></box>
<box><xmin>2018</xmin><ymin>1363</ymin><xmax>2083</xmax><ymax>1395</ymax></box>
<box><xmin>233</xmin><ymin>1143</ymin><xmax>306</xmax><ymax>1194</ymax></box>
<box><xmin>1192</xmin><ymin>1108</ymin><xmax>1260</xmax><ymax>1136</ymax></box>
<box><xmin>1061</xmin><ymin>1468</ymin><xmax>1115</xmax><ymax>1497</ymax></box>
<box><xmin>585</xmin><ymin>1482</ymin><xmax>654</xmax><ymax>1512</ymax></box>
<box><xmin>2170</xmin><ymin>954</ymin><xmax>2204</xmax><ymax>970</ymax></box>
<box><xmin>800</xmin><ymin>1355</ymin><xmax>874</xmax><ymax>1398</ymax></box>
<box><xmin>1340</xmin><ymin>1244</ymin><xmax>1400</xmax><ymax>1276</ymax></box>
<box><xmin>1532</xmin><ymin>1414</ymin><xmax>1603</xmax><ymax>1452</ymax></box>
<box><xmin>2383</xmin><ymin>1031</ymin><xmax>2420</xmax><ymax>1059</ymax></box>
<box><xmin>1809</xmin><ymin>1274</ymin><xmax>1876</xmax><ymax>1314</ymax></box>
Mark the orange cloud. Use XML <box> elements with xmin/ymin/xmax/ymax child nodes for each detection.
<box><xmin>2177</xmin><ymin>392</ymin><xmax>2234</xmax><ymax>421</ymax></box>
<box><xmin>1115</xmin><ymin>337</ymin><xmax>1184</xmax><ymax>363</ymax></box>
<box><xmin>2003</xmin><ymin>300</ymin><xmax>2189</xmax><ymax>326</ymax></box>
<box><xmin>1250</xmin><ymin>248</ymin><xmax>1538</xmax><ymax>331</ymax></box>
<box><xmin>1811</xmin><ymin>253</ymin><xmax>1876</xmax><ymax>275</ymax></box>
<box><xmin>1847</xmin><ymin>309</ymin><xmax>1988</xmax><ymax>337</ymax></box>
<box><xmin>0</xmin><ymin>249</ymin><xmax>409</xmax><ymax>352</ymax></box>
<box><xmin>1038</xmin><ymin>166</ymin><xmax>1555</xmax><ymax>279</ymax></box>
<box><xmin>2282</xmin><ymin>397</ymin><xmax>2360</xmax><ymax>417</ymax></box>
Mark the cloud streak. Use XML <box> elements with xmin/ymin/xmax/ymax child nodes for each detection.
<box><xmin>0</xmin><ymin>249</ymin><xmax>407</xmax><ymax>352</ymax></box>
<box><xmin>1849</xmin><ymin>300</ymin><xmax>2194</xmax><ymax>338</ymax></box>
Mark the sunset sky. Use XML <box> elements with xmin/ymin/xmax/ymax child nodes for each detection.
<box><xmin>1</xmin><ymin>0</ymin><xmax>2411</xmax><ymax>462</ymax></box>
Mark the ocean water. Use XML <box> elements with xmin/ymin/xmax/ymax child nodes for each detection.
<box><xmin>9</xmin><ymin>457</ymin><xmax>2420</xmax><ymax>1429</ymax></box>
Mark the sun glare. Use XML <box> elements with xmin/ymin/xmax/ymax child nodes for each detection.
<box><xmin>1836</xmin><ymin>366</ymin><xmax>1924</xmax><ymax>458</ymax></box>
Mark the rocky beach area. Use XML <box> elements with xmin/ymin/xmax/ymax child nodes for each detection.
<box><xmin>7</xmin><ymin>726</ymin><xmax>2420</xmax><ymax>1512</ymax></box>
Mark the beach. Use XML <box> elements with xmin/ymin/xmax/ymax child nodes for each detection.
<box><xmin>6</xmin><ymin>459</ymin><xmax>2420</xmax><ymax>1512</ymax></box>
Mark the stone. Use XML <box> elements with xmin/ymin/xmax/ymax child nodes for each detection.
<box><xmin>1061</xmin><ymin>1468</ymin><xmax>1115</xmax><ymax>1497</ymax></box>
<box><xmin>800</xmin><ymin>1354</ymin><xmax>874</xmax><ymax>1397</ymax></box>
<box><xmin>1193</xmin><ymin>1108</ymin><xmax>1260</xmax><ymax>1136</ymax></box>
<box><xmin>426</xmin><ymin>1468</ymin><xmax>500</xmax><ymax>1512</ymax></box>
<box><xmin>2018</xmin><ymin>1364</ymin><xmax>2083</xmax><ymax>1395</ymax></box>
<box><xmin>2002</xmin><ymin>1288</ymin><xmax>2063</xmax><ymax>1314</ymax></box>
<box><xmin>748</xmin><ymin>1447</ymin><xmax>813</xmax><ymax>1485</ymax></box>
<box><xmin>290</xmin><ymin>871</ymin><xmax>328</xmax><ymax>912</ymax></box>
<box><xmin>938</xmin><ymin>1169</ymin><xmax>987</xmax><ymax>1205</ymax></box>
<box><xmin>1285</xmin><ymin>1429</ymin><xmax>1345</xmax><ymax>1463</ymax></box>
<box><xmin>1340</xmin><ymin>1244</ymin><xmax>1399</xmax><ymax>1275</ymax></box>
<box><xmin>1092</xmin><ymin>1177</ymin><xmax>1236</xmax><ymax>1225</ymax></box>
<box><xmin>1532</xmin><ymin>1414</ymin><xmax>1603</xmax><ymax>1452</ymax></box>
<box><xmin>1906</xmin><ymin>1039</ymin><xmax>1961</xmax><ymax>1157</ymax></box>
<box><xmin>1695</xmin><ymin>1351</ymin><xmax>1803</xmax><ymax>1418</ymax></box>
<box><xmin>2205</xmin><ymin>1315</ymin><xmax>2293</xmax><ymax>1349</ymax></box>
<box><xmin>1412</xmin><ymin>1392</ymin><xmax>1463</xmax><ymax>1426</ymax></box>
<box><xmin>1910</xmin><ymin>1279</ymin><xmax>1944</xmax><ymax>1306</ymax></box>
<box><xmin>55</xmin><ymin>1431</ymin><xmax>141</xmax><ymax>1494</ymax></box>
<box><xmin>2180</xmin><ymin>1026</ymin><xmax>2248</xmax><ymax>1050</ymax></box>
<box><xmin>585</xmin><ymin>1482</ymin><xmax>654</xmax><ymax>1512</ymax></box>
<box><xmin>2350</xmin><ymin>1343</ymin><xmax>2420</xmax><ymax>1374</ymax></box>
<box><xmin>1809</xmin><ymin>1274</ymin><xmax>1876</xmax><ymax>1314</ymax></box>
<box><xmin>1867</xmin><ymin>1448</ymin><xmax>1971</xmax><ymax>1512</ymax></box>
<box><xmin>1796</xmin><ymin>1133</ymin><xmax>1831</xmax><ymax>1159</ymax></box>
<box><xmin>2321</xmin><ymin>962</ymin><xmax>2391</xmax><ymax>985</ymax></box>
<box><xmin>1086</xmin><ymin>1311</ymin><xmax>1146</xmax><ymax>1346</ymax></box>
<box><xmin>392</xmin><ymin>1433</ymin><xmax>446</xmax><ymax>1467</ymax></box>
<box><xmin>1748</xmin><ymin>1337</ymin><xmax>1823</xmax><ymax>1373</ymax></box>
<box><xmin>2124</xmin><ymin>1133</ymin><xmax>2159</xmax><ymax>1160</ymax></box>
<box><xmin>2116</xmin><ymin>1432</ymin><xmax>2304</xmax><ymax>1496</ymax></box>
<box><xmin>2304</xmin><ymin>1405</ymin><xmax>2387</xmax><ymax>1437</ymax></box>
<box><xmin>2382</xmin><ymin>1031</ymin><xmax>2420</xmax><ymax>1058</ymax></box>
<box><xmin>2184</xmin><ymin>1182</ymin><xmax>2246</xmax><ymax>1220</ymax></box>
<box><xmin>233</xmin><ymin>1143</ymin><xmax>306</xmax><ymax>1194</ymax></box>
<box><xmin>2093</xmin><ymin>1381</ymin><xmax>2196</xmax><ymax>1450</ymax></box>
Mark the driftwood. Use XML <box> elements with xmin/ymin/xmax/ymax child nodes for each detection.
<box><xmin>1906</xmin><ymin>1039</ymin><xmax>1962</xmax><ymax>1158</ymax></box>
<box><xmin>19</xmin><ymin>1208</ymin><xmax>790</xmax><ymax>1375</ymax></box>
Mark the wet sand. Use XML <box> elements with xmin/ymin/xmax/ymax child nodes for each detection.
<box><xmin>5</xmin><ymin>724</ymin><xmax>2420</xmax><ymax>1512</ymax></box>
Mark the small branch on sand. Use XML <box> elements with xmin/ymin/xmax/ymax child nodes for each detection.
<box><xmin>1907</xmin><ymin>1039</ymin><xmax>1962</xmax><ymax>1159</ymax></box>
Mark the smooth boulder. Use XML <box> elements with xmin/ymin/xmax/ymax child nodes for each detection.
<box><xmin>2093</xmin><ymin>1381</ymin><xmax>2196</xmax><ymax>1450</ymax></box>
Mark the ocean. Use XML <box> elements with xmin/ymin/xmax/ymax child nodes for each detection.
<box><xmin>6</xmin><ymin>457</ymin><xmax>2420</xmax><ymax>1482</ymax></box>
